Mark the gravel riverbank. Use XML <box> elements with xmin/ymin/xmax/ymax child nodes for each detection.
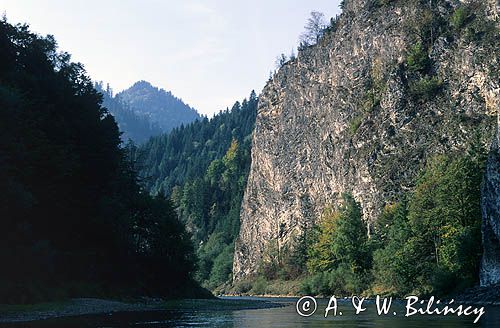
<box><xmin>0</xmin><ymin>298</ymin><xmax>167</xmax><ymax>323</ymax></box>
<box><xmin>0</xmin><ymin>297</ymin><xmax>283</xmax><ymax>323</ymax></box>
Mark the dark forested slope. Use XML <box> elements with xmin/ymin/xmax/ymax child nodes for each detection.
<box><xmin>0</xmin><ymin>19</ymin><xmax>201</xmax><ymax>303</ymax></box>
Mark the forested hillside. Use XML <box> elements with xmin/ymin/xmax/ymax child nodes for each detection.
<box><xmin>136</xmin><ymin>93</ymin><xmax>257</xmax><ymax>290</ymax></box>
<box><xmin>95</xmin><ymin>82</ymin><xmax>162</xmax><ymax>144</ymax></box>
<box><xmin>117</xmin><ymin>81</ymin><xmax>200</xmax><ymax>134</ymax></box>
<box><xmin>0</xmin><ymin>19</ymin><xmax>202</xmax><ymax>303</ymax></box>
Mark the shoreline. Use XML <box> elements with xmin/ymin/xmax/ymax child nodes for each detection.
<box><xmin>221</xmin><ymin>293</ymin><xmax>301</xmax><ymax>298</ymax></box>
<box><xmin>222</xmin><ymin>291</ymin><xmax>500</xmax><ymax>307</ymax></box>
<box><xmin>2</xmin><ymin>289</ymin><xmax>498</xmax><ymax>324</ymax></box>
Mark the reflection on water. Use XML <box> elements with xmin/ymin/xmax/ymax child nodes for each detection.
<box><xmin>1</xmin><ymin>297</ymin><xmax>499</xmax><ymax>328</ymax></box>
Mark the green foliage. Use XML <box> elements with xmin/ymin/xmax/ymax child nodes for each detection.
<box><xmin>237</xmin><ymin>146</ymin><xmax>486</xmax><ymax>298</ymax></box>
<box><xmin>448</xmin><ymin>2</ymin><xmax>498</xmax><ymax>44</ymax></box>
<box><xmin>372</xmin><ymin>146</ymin><xmax>486</xmax><ymax>296</ymax></box>
<box><xmin>362</xmin><ymin>92</ymin><xmax>378</xmax><ymax>113</ymax></box>
<box><xmin>137</xmin><ymin>95</ymin><xmax>256</xmax><ymax>196</ymax></box>
<box><xmin>255</xmin><ymin>229</ymin><xmax>312</xmax><ymax>282</ymax></box>
<box><xmin>407</xmin><ymin>6</ymin><xmax>448</xmax><ymax>49</ymax></box>
<box><xmin>404</xmin><ymin>26</ymin><xmax>446</xmax><ymax>101</ymax></box>
<box><xmin>270</xmin><ymin>195</ymin><xmax>373</xmax><ymax>297</ymax></box>
<box><xmin>275</xmin><ymin>53</ymin><xmax>288</xmax><ymax>68</ymax></box>
<box><xmin>371</xmin><ymin>200</ymin><xmax>415</xmax><ymax>295</ymax></box>
<box><xmin>228</xmin><ymin>276</ymin><xmax>302</xmax><ymax>296</ymax></box>
<box><xmin>284</xmin><ymin>231</ymin><xmax>311</xmax><ymax>279</ymax></box>
<box><xmin>207</xmin><ymin>244</ymin><xmax>234</xmax><ymax>290</ymax></box>
<box><xmin>352</xmin><ymin>70</ymin><xmax>388</xmax><ymax>131</ymax></box>
<box><xmin>450</xmin><ymin>7</ymin><xmax>470</xmax><ymax>30</ymax></box>
<box><xmin>306</xmin><ymin>209</ymin><xmax>339</xmax><ymax>273</ymax></box>
<box><xmin>301</xmin><ymin>264</ymin><xmax>368</xmax><ymax>296</ymax></box>
<box><xmin>349</xmin><ymin>115</ymin><xmax>363</xmax><ymax>135</ymax></box>
<box><xmin>297</xmin><ymin>146</ymin><xmax>486</xmax><ymax>298</ymax></box>
<box><xmin>250</xmin><ymin>277</ymin><xmax>268</xmax><ymax>295</ymax></box>
<box><xmin>409</xmin><ymin>75</ymin><xmax>443</xmax><ymax>99</ymax></box>
<box><xmin>360</xmin><ymin>64</ymin><xmax>386</xmax><ymax>114</ymax></box>
<box><xmin>409</xmin><ymin>153</ymin><xmax>484</xmax><ymax>292</ymax></box>
<box><xmin>406</xmin><ymin>42</ymin><xmax>430</xmax><ymax>73</ymax></box>
<box><xmin>464</xmin><ymin>17</ymin><xmax>498</xmax><ymax>44</ymax></box>
<box><xmin>0</xmin><ymin>19</ymin><xmax>196</xmax><ymax>303</ymax></box>
<box><xmin>305</xmin><ymin>195</ymin><xmax>371</xmax><ymax>295</ymax></box>
<box><xmin>258</xmin><ymin>243</ymin><xmax>281</xmax><ymax>281</ymax></box>
<box><xmin>136</xmin><ymin>95</ymin><xmax>257</xmax><ymax>290</ymax></box>
<box><xmin>231</xmin><ymin>279</ymin><xmax>254</xmax><ymax>294</ymax></box>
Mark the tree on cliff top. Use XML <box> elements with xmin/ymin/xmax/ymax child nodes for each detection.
<box><xmin>299</xmin><ymin>11</ymin><xmax>327</xmax><ymax>47</ymax></box>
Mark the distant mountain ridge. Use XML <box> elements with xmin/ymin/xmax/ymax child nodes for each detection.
<box><xmin>116</xmin><ymin>80</ymin><xmax>200</xmax><ymax>134</ymax></box>
<box><xmin>95</xmin><ymin>80</ymin><xmax>200</xmax><ymax>144</ymax></box>
<box><xmin>95</xmin><ymin>82</ymin><xmax>162</xmax><ymax>144</ymax></box>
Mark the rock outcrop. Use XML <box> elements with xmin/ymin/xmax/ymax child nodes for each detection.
<box><xmin>481</xmin><ymin>0</ymin><xmax>500</xmax><ymax>290</ymax></box>
<box><xmin>481</xmin><ymin>117</ymin><xmax>500</xmax><ymax>287</ymax></box>
<box><xmin>234</xmin><ymin>0</ymin><xmax>499</xmax><ymax>280</ymax></box>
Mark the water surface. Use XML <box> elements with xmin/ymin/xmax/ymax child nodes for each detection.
<box><xmin>2</xmin><ymin>297</ymin><xmax>499</xmax><ymax>327</ymax></box>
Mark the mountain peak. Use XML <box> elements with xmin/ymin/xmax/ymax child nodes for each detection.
<box><xmin>116</xmin><ymin>81</ymin><xmax>200</xmax><ymax>133</ymax></box>
<box><xmin>131</xmin><ymin>80</ymin><xmax>153</xmax><ymax>89</ymax></box>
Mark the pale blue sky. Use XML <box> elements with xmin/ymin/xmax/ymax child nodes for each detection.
<box><xmin>2</xmin><ymin>0</ymin><xmax>341</xmax><ymax>116</ymax></box>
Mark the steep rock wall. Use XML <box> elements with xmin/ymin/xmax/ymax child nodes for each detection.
<box><xmin>481</xmin><ymin>121</ymin><xmax>500</xmax><ymax>287</ymax></box>
<box><xmin>234</xmin><ymin>0</ymin><xmax>499</xmax><ymax>279</ymax></box>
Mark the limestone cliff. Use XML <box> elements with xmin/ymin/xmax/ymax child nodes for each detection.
<box><xmin>481</xmin><ymin>117</ymin><xmax>500</xmax><ymax>287</ymax></box>
<box><xmin>234</xmin><ymin>0</ymin><xmax>499</xmax><ymax>279</ymax></box>
<box><xmin>480</xmin><ymin>0</ymin><xmax>500</xmax><ymax>292</ymax></box>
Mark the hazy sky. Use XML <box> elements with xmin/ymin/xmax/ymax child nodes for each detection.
<box><xmin>2</xmin><ymin>0</ymin><xmax>341</xmax><ymax>116</ymax></box>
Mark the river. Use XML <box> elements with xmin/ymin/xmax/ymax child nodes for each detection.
<box><xmin>2</xmin><ymin>297</ymin><xmax>499</xmax><ymax>327</ymax></box>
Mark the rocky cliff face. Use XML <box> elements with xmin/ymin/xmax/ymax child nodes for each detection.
<box><xmin>234</xmin><ymin>0</ymin><xmax>499</xmax><ymax>279</ymax></box>
<box><xmin>481</xmin><ymin>0</ymin><xmax>500</xmax><ymax>289</ymax></box>
<box><xmin>481</xmin><ymin>117</ymin><xmax>500</xmax><ymax>287</ymax></box>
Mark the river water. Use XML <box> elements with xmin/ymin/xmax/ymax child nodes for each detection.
<box><xmin>3</xmin><ymin>297</ymin><xmax>499</xmax><ymax>327</ymax></box>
